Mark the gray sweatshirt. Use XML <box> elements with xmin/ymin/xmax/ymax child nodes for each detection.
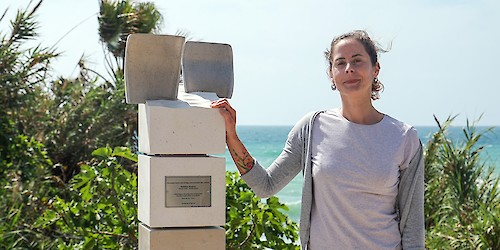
<box><xmin>242</xmin><ymin>111</ymin><xmax>425</xmax><ymax>249</ymax></box>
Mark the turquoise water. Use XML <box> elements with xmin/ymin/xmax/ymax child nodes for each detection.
<box><xmin>224</xmin><ymin>125</ymin><xmax>500</xmax><ymax>223</ymax></box>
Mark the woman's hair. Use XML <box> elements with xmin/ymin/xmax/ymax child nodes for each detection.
<box><xmin>325</xmin><ymin>30</ymin><xmax>387</xmax><ymax>100</ymax></box>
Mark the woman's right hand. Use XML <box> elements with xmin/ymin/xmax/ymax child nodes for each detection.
<box><xmin>211</xmin><ymin>99</ymin><xmax>254</xmax><ymax>174</ymax></box>
<box><xmin>210</xmin><ymin>99</ymin><xmax>237</xmax><ymax>139</ymax></box>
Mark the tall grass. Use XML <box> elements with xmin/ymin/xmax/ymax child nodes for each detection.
<box><xmin>424</xmin><ymin>115</ymin><xmax>500</xmax><ymax>249</ymax></box>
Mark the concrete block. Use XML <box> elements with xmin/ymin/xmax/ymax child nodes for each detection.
<box><xmin>138</xmin><ymin>155</ymin><xmax>225</xmax><ymax>228</ymax></box>
<box><xmin>138</xmin><ymin>100</ymin><xmax>225</xmax><ymax>155</ymax></box>
<box><xmin>182</xmin><ymin>41</ymin><xmax>234</xmax><ymax>98</ymax></box>
<box><xmin>124</xmin><ymin>34</ymin><xmax>185</xmax><ymax>104</ymax></box>
<box><xmin>139</xmin><ymin>224</ymin><xmax>225</xmax><ymax>250</ymax></box>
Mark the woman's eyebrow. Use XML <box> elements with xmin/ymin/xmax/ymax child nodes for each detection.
<box><xmin>335</xmin><ymin>53</ymin><xmax>364</xmax><ymax>61</ymax></box>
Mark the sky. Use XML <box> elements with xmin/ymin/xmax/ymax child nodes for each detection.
<box><xmin>2</xmin><ymin>0</ymin><xmax>500</xmax><ymax>126</ymax></box>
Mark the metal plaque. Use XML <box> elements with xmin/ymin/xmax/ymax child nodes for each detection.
<box><xmin>165</xmin><ymin>176</ymin><xmax>211</xmax><ymax>208</ymax></box>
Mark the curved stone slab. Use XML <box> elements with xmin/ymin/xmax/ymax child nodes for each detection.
<box><xmin>124</xmin><ymin>34</ymin><xmax>185</xmax><ymax>103</ymax></box>
<box><xmin>182</xmin><ymin>41</ymin><xmax>234</xmax><ymax>98</ymax></box>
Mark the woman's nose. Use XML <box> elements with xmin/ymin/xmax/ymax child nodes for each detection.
<box><xmin>345</xmin><ymin>63</ymin><xmax>354</xmax><ymax>73</ymax></box>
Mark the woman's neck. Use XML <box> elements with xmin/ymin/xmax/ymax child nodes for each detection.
<box><xmin>340</xmin><ymin>98</ymin><xmax>383</xmax><ymax>125</ymax></box>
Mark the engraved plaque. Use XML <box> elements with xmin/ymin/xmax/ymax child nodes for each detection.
<box><xmin>165</xmin><ymin>176</ymin><xmax>211</xmax><ymax>207</ymax></box>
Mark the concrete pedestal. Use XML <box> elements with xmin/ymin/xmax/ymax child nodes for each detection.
<box><xmin>125</xmin><ymin>34</ymin><xmax>232</xmax><ymax>249</ymax></box>
<box><xmin>138</xmin><ymin>100</ymin><xmax>225</xmax><ymax>155</ymax></box>
<box><xmin>139</xmin><ymin>223</ymin><xmax>225</xmax><ymax>250</ymax></box>
<box><xmin>138</xmin><ymin>154</ymin><xmax>226</xmax><ymax>228</ymax></box>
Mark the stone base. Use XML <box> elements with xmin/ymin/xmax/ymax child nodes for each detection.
<box><xmin>139</xmin><ymin>223</ymin><xmax>225</xmax><ymax>250</ymax></box>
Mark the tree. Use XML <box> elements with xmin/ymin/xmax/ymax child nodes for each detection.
<box><xmin>0</xmin><ymin>0</ymin><xmax>57</xmax><ymax>136</ymax></box>
<box><xmin>24</xmin><ymin>0</ymin><xmax>164</xmax><ymax>181</ymax></box>
<box><xmin>0</xmin><ymin>2</ymin><xmax>59</xmax><ymax>248</ymax></box>
<box><xmin>98</xmin><ymin>0</ymin><xmax>162</xmax><ymax>73</ymax></box>
<box><xmin>41</xmin><ymin>63</ymin><xmax>138</xmax><ymax>182</ymax></box>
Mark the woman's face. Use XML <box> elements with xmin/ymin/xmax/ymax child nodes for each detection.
<box><xmin>330</xmin><ymin>38</ymin><xmax>379</xmax><ymax>100</ymax></box>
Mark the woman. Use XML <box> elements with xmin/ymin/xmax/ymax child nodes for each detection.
<box><xmin>211</xmin><ymin>30</ymin><xmax>424</xmax><ymax>250</ymax></box>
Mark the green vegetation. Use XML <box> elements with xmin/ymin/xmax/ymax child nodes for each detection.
<box><xmin>1</xmin><ymin>1</ymin><xmax>298</xmax><ymax>249</ymax></box>
<box><xmin>424</xmin><ymin>116</ymin><xmax>500</xmax><ymax>249</ymax></box>
<box><xmin>225</xmin><ymin>172</ymin><xmax>299</xmax><ymax>249</ymax></box>
<box><xmin>34</xmin><ymin>147</ymin><xmax>138</xmax><ymax>249</ymax></box>
<box><xmin>1</xmin><ymin>1</ymin><xmax>499</xmax><ymax>249</ymax></box>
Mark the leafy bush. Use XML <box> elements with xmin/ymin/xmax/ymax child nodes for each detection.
<box><xmin>32</xmin><ymin>147</ymin><xmax>299</xmax><ymax>249</ymax></box>
<box><xmin>225</xmin><ymin>171</ymin><xmax>299</xmax><ymax>249</ymax></box>
<box><xmin>42</xmin><ymin>68</ymin><xmax>138</xmax><ymax>182</ymax></box>
<box><xmin>35</xmin><ymin>147</ymin><xmax>138</xmax><ymax>249</ymax></box>
<box><xmin>0</xmin><ymin>116</ymin><xmax>60</xmax><ymax>249</ymax></box>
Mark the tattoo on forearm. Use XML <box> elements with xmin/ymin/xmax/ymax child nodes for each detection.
<box><xmin>232</xmin><ymin>149</ymin><xmax>254</xmax><ymax>173</ymax></box>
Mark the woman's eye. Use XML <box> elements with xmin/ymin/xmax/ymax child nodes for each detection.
<box><xmin>335</xmin><ymin>61</ymin><xmax>346</xmax><ymax>66</ymax></box>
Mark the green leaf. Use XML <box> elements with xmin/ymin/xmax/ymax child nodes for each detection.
<box><xmin>112</xmin><ymin>146</ymin><xmax>137</xmax><ymax>162</ymax></box>
<box><xmin>71</xmin><ymin>165</ymin><xmax>96</xmax><ymax>190</ymax></box>
<box><xmin>92</xmin><ymin>147</ymin><xmax>112</xmax><ymax>158</ymax></box>
<box><xmin>80</xmin><ymin>181</ymin><xmax>93</xmax><ymax>202</ymax></box>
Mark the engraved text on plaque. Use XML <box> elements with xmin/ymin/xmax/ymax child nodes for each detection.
<box><xmin>165</xmin><ymin>176</ymin><xmax>211</xmax><ymax>207</ymax></box>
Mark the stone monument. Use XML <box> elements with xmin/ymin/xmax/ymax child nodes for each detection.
<box><xmin>124</xmin><ymin>34</ymin><xmax>233</xmax><ymax>249</ymax></box>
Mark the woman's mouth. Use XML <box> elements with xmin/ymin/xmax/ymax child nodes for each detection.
<box><xmin>344</xmin><ymin>79</ymin><xmax>360</xmax><ymax>85</ymax></box>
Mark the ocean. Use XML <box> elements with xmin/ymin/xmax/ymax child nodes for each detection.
<box><xmin>223</xmin><ymin>125</ymin><xmax>500</xmax><ymax>223</ymax></box>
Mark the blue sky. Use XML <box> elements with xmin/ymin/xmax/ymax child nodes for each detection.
<box><xmin>2</xmin><ymin>0</ymin><xmax>500</xmax><ymax>126</ymax></box>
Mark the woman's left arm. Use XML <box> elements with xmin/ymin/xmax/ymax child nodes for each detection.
<box><xmin>398</xmin><ymin>143</ymin><xmax>425</xmax><ymax>250</ymax></box>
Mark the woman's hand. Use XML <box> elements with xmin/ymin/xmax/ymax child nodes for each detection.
<box><xmin>210</xmin><ymin>99</ymin><xmax>254</xmax><ymax>174</ymax></box>
<box><xmin>210</xmin><ymin>99</ymin><xmax>237</xmax><ymax>139</ymax></box>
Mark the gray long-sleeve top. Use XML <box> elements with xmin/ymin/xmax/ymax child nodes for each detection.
<box><xmin>241</xmin><ymin>111</ymin><xmax>425</xmax><ymax>249</ymax></box>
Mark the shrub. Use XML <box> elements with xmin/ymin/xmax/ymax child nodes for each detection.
<box><xmin>35</xmin><ymin>147</ymin><xmax>138</xmax><ymax>249</ymax></box>
<box><xmin>424</xmin><ymin>116</ymin><xmax>500</xmax><ymax>249</ymax></box>
<box><xmin>225</xmin><ymin>171</ymin><xmax>299</xmax><ymax>249</ymax></box>
<box><xmin>0</xmin><ymin>116</ymin><xmax>60</xmax><ymax>249</ymax></box>
<box><xmin>34</xmin><ymin>147</ymin><xmax>299</xmax><ymax>249</ymax></box>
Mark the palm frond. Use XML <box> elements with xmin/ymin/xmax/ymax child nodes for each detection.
<box><xmin>98</xmin><ymin>0</ymin><xmax>163</xmax><ymax>59</ymax></box>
